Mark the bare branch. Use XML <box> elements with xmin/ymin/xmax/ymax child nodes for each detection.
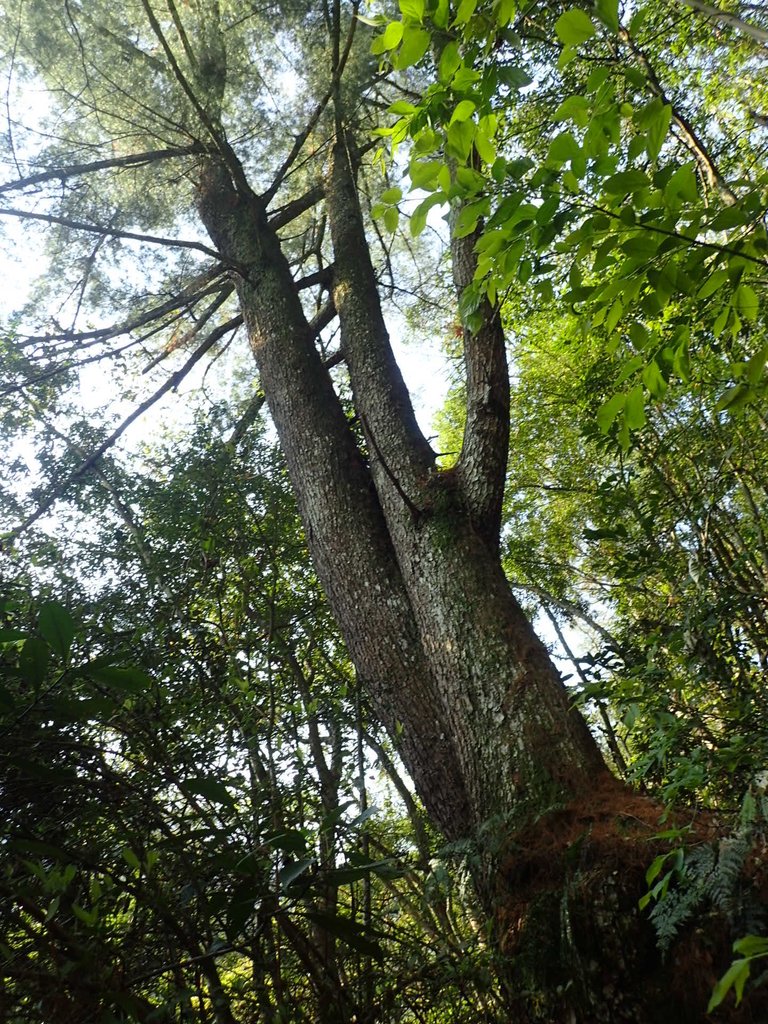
<box><xmin>297</xmin><ymin>267</ymin><xmax>333</xmax><ymax>292</ymax></box>
<box><xmin>0</xmin><ymin>146</ymin><xmax>204</xmax><ymax>196</ymax></box>
<box><xmin>262</xmin><ymin>85</ymin><xmax>336</xmax><ymax>206</ymax></box>
<box><xmin>618</xmin><ymin>27</ymin><xmax>737</xmax><ymax>202</ymax></box>
<box><xmin>3</xmin><ymin>315</ymin><xmax>242</xmax><ymax>544</ymax></box>
<box><xmin>21</xmin><ymin>271</ymin><xmax>228</xmax><ymax>347</ymax></box>
<box><xmin>138</xmin><ymin>0</ymin><xmax>253</xmax><ymax>198</ymax></box>
<box><xmin>268</xmin><ymin>185</ymin><xmax>323</xmax><ymax>230</ymax></box>
<box><xmin>263</xmin><ymin>2</ymin><xmax>361</xmax><ymax>205</ymax></box>
<box><xmin>0</xmin><ymin>206</ymin><xmax>236</xmax><ymax>266</ymax></box>
<box><xmin>680</xmin><ymin>0</ymin><xmax>768</xmax><ymax>45</ymax></box>
<box><xmin>141</xmin><ymin>281</ymin><xmax>234</xmax><ymax>372</ymax></box>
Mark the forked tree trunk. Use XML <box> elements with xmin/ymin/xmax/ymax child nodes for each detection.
<box><xmin>195</xmin><ymin>140</ymin><xmax>766</xmax><ymax>1022</ymax></box>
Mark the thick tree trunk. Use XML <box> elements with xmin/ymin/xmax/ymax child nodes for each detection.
<box><xmin>194</xmin><ymin>146</ymin><xmax>768</xmax><ymax>1021</ymax></box>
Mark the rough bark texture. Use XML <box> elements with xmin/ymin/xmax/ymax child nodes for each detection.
<box><xmin>195</xmin><ymin>157</ymin><xmax>474</xmax><ymax>841</ymax></box>
<box><xmin>192</xmin><ymin>117</ymin><xmax>768</xmax><ymax>1021</ymax></box>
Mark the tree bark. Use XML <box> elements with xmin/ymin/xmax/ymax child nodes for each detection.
<box><xmin>193</xmin><ymin>102</ymin><xmax>766</xmax><ymax>1024</ymax></box>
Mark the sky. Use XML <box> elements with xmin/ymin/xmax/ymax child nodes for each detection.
<box><xmin>0</xmin><ymin>59</ymin><xmax>592</xmax><ymax>685</ymax></box>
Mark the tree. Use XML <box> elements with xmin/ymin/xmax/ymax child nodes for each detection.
<box><xmin>1</xmin><ymin>0</ymin><xmax>766</xmax><ymax>1019</ymax></box>
<box><xmin>1</xmin><ymin>419</ymin><xmax>506</xmax><ymax>1023</ymax></box>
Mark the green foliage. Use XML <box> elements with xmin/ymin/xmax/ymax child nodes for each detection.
<box><xmin>2</xmin><ymin>0</ymin><xmax>768</xmax><ymax>1015</ymax></box>
<box><xmin>374</xmin><ymin>0</ymin><xmax>768</xmax><ymax>432</ymax></box>
<box><xmin>636</xmin><ymin>789</ymin><xmax>768</xmax><ymax>1009</ymax></box>
<box><xmin>710</xmin><ymin>935</ymin><xmax>768</xmax><ymax>1012</ymax></box>
<box><xmin>0</xmin><ymin>411</ymin><xmax>506</xmax><ymax>1021</ymax></box>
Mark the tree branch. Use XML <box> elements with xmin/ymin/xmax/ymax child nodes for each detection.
<box><xmin>141</xmin><ymin>281</ymin><xmax>234</xmax><ymax>372</ymax></box>
<box><xmin>262</xmin><ymin>1</ymin><xmax>360</xmax><ymax>205</ymax></box>
<box><xmin>3</xmin><ymin>315</ymin><xmax>241</xmax><ymax>544</ymax></box>
<box><xmin>0</xmin><ymin>206</ymin><xmax>236</xmax><ymax>266</ymax></box>
<box><xmin>0</xmin><ymin>145</ymin><xmax>204</xmax><ymax>196</ymax></box>
<box><xmin>269</xmin><ymin>185</ymin><xmax>323</xmax><ymax>230</ymax></box>
<box><xmin>138</xmin><ymin>0</ymin><xmax>253</xmax><ymax>199</ymax></box>
<box><xmin>618</xmin><ymin>27</ymin><xmax>737</xmax><ymax>202</ymax></box>
<box><xmin>325</xmin><ymin>136</ymin><xmax>435</xmax><ymax>508</ymax></box>
<box><xmin>451</xmin><ymin>220</ymin><xmax>510</xmax><ymax>552</ymax></box>
<box><xmin>680</xmin><ymin>0</ymin><xmax>768</xmax><ymax>44</ymax></box>
<box><xmin>20</xmin><ymin>269</ymin><xmax>228</xmax><ymax>347</ymax></box>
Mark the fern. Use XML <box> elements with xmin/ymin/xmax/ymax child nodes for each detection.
<box><xmin>643</xmin><ymin>789</ymin><xmax>767</xmax><ymax>954</ymax></box>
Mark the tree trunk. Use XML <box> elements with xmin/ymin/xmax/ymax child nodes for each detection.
<box><xmin>193</xmin><ymin>139</ymin><xmax>767</xmax><ymax>1022</ymax></box>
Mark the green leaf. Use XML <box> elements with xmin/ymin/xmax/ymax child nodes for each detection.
<box><xmin>495</xmin><ymin>0</ymin><xmax>516</xmax><ymax>27</ymax></box>
<box><xmin>280</xmin><ymin>857</ymin><xmax>315</xmax><ymax>889</ymax></box>
<box><xmin>708</xmin><ymin>959</ymin><xmax>751</xmax><ymax>1012</ymax></box>
<box><xmin>624</xmin><ymin>385</ymin><xmax>646</xmax><ymax>429</ymax></box>
<box><xmin>439</xmin><ymin>41</ymin><xmax>461</xmax><ymax>81</ymax></box>
<box><xmin>450</xmin><ymin>99</ymin><xmax>476</xmax><ymax>124</ymax></box>
<box><xmin>327</xmin><ymin>858</ymin><xmax>396</xmax><ymax>885</ymax></box>
<box><xmin>380</xmin><ymin>186</ymin><xmax>403</xmax><ymax>203</ymax></box>
<box><xmin>548</xmin><ymin>131</ymin><xmax>580</xmax><ymax>164</ymax></box>
<box><xmin>709</xmin><ymin>204</ymin><xmax>752</xmax><ymax>231</ymax></box>
<box><xmin>409</xmin><ymin>159</ymin><xmax>443</xmax><ymax>190</ymax></box>
<box><xmin>453</xmin><ymin>66</ymin><xmax>481</xmax><ymax>89</ymax></box>
<box><xmin>733</xmin><ymin>935</ymin><xmax>768</xmax><ymax>958</ymax></box>
<box><xmin>474</xmin><ymin>129</ymin><xmax>496</xmax><ymax>164</ymax></box>
<box><xmin>371</xmin><ymin>20</ymin><xmax>404</xmax><ymax>53</ymax></box>
<box><xmin>646</xmin><ymin>267</ymin><xmax>674</xmax><ymax>309</ymax></box>
<box><xmin>446</xmin><ymin>119</ymin><xmax>475</xmax><ymax>161</ymax></box>
<box><xmin>392</xmin><ymin>25</ymin><xmax>430</xmax><ymax>68</ymax></box>
<box><xmin>555</xmin><ymin>9</ymin><xmax>596</xmax><ymax>46</ymax></box>
<box><xmin>453</xmin><ymin>200</ymin><xmax>486</xmax><ymax>238</ymax></box>
<box><xmin>410</xmin><ymin>191</ymin><xmax>446</xmax><ymax>236</ymax></box>
<box><xmin>88</xmin><ymin>665</ymin><xmax>154</xmax><ymax>694</ymax></box>
<box><xmin>399</xmin><ymin>0</ymin><xmax>424</xmax><ymax>20</ymax></box>
<box><xmin>433</xmin><ymin>0</ymin><xmax>449</xmax><ymax>27</ymax></box>
<box><xmin>621</xmin><ymin>234</ymin><xmax>659</xmax><ymax>257</ymax></box>
<box><xmin>603</xmin><ymin>170</ymin><xmax>651</xmax><ymax>195</ymax></box>
<box><xmin>304</xmin><ymin>911</ymin><xmax>384</xmax><ymax>960</ymax></box>
<box><xmin>642</xmin><ymin>360</ymin><xmax>667</xmax><ymax>398</ymax></box>
<box><xmin>595</xmin><ymin>0</ymin><xmax>619</xmax><ymax>32</ymax></box>
<box><xmin>454</xmin><ymin>0</ymin><xmax>478</xmax><ymax>26</ymax></box>
<box><xmin>746</xmin><ymin>344</ymin><xmax>768</xmax><ymax>385</ymax></box>
<box><xmin>697</xmin><ymin>268</ymin><xmax>729</xmax><ymax>299</ymax></box>
<box><xmin>19</xmin><ymin>637</ymin><xmax>50</xmax><ymax>687</ymax></box>
<box><xmin>184</xmin><ymin>777</ymin><xmax>235</xmax><ymax>807</ymax></box>
<box><xmin>616</xmin><ymin>354</ymin><xmax>644</xmax><ymax>384</ymax></box>
<box><xmin>664</xmin><ymin>163</ymin><xmax>698</xmax><ymax>205</ymax></box>
<box><xmin>499</xmin><ymin>65</ymin><xmax>532</xmax><ymax>90</ymax></box>
<box><xmin>121</xmin><ymin>847</ymin><xmax>141</xmax><ymax>871</ymax></box>
<box><xmin>605</xmin><ymin>297</ymin><xmax>623</xmax><ymax>333</ymax></box>
<box><xmin>673</xmin><ymin>340</ymin><xmax>691</xmax><ymax>382</ymax></box>
<box><xmin>72</xmin><ymin>903</ymin><xmax>98</xmax><ymax>927</ymax></box>
<box><xmin>587</xmin><ymin>67</ymin><xmax>611</xmax><ymax>93</ymax></box>
<box><xmin>597</xmin><ymin>393</ymin><xmax>626</xmax><ymax>433</ymax></box>
<box><xmin>553</xmin><ymin>94</ymin><xmax>590</xmax><ymax>128</ymax></box>
<box><xmin>38</xmin><ymin>601</ymin><xmax>75</xmax><ymax>660</ymax></box>
<box><xmin>713</xmin><ymin>305</ymin><xmax>731</xmax><ymax>336</ymax></box>
<box><xmin>645</xmin><ymin>852</ymin><xmax>670</xmax><ymax>887</ymax></box>
<box><xmin>735</xmin><ymin>283</ymin><xmax>759</xmax><ymax>321</ymax></box>
<box><xmin>0</xmin><ymin>628</ymin><xmax>27</xmax><ymax>645</ymax></box>
<box><xmin>716</xmin><ymin>383</ymin><xmax>750</xmax><ymax>413</ymax></box>
<box><xmin>383</xmin><ymin>205</ymin><xmax>400</xmax><ymax>233</ymax></box>
<box><xmin>645</xmin><ymin>103</ymin><xmax>672</xmax><ymax>161</ymax></box>
<box><xmin>265</xmin><ymin>830</ymin><xmax>307</xmax><ymax>854</ymax></box>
